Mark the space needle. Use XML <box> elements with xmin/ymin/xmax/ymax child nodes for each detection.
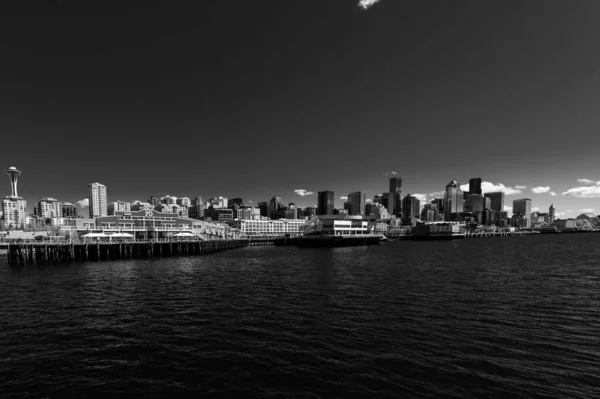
<box><xmin>5</xmin><ymin>166</ymin><xmax>22</xmax><ymax>197</ymax></box>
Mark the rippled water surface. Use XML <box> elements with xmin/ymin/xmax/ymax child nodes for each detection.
<box><xmin>2</xmin><ymin>234</ymin><xmax>600</xmax><ymax>398</ymax></box>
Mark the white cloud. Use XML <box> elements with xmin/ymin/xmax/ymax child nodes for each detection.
<box><xmin>579</xmin><ymin>208</ymin><xmax>597</xmax><ymax>214</ymax></box>
<box><xmin>503</xmin><ymin>205</ymin><xmax>513</xmax><ymax>212</ymax></box>
<box><xmin>247</xmin><ymin>200</ymin><xmax>254</xmax><ymax>203</ymax></box>
<box><xmin>531</xmin><ymin>186</ymin><xmax>551</xmax><ymax>194</ymax></box>
<box><xmin>549</xmin><ymin>192</ymin><xmax>556</xmax><ymax>196</ymax></box>
<box><xmin>340</xmin><ymin>196</ymin><xmax>348</xmax><ymax>200</ymax></box>
<box><xmin>460</xmin><ymin>183</ymin><xmax>469</xmax><ymax>191</ymax></box>
<box><xmin>481</xmin><ymin>182</ymin><xmax>522</xmax><ymax>195</ymax></box>
<box><xmin>358</xmin><ymin>0</ymin><xmax>380</xmax><ymax>10</ymax></box>
<box><xmin>76</xmin><ymin>198</ymin><xmax>89</xmax><ymax>208</ymax></box>
<box><xmin>428</xmin><ymin>191</ymin><xmax>445</xmax><ymax>198</ymax></box>
<box><xmin>412</xmin><ymin>193</ymin><xmax>427</xmax><ymax>202</ymax></box>
<box><xmin>294</xmin><ymin>189</ymin><xmax>315</xmax><ymax>197</ymax></box>
<box><xmin>366</xmin><ymin>199</ymin><xmax>372</xmax><ymax>202</ymax></box>
<box><xmin>383</xmin><ymin>170</ymin><xmax>398</xmax><ymax>176</ymax></box>
<box><xmin>532</xmin><ymin>207</ymin><xmax>540</xmax><ymax>212</ymax></box>
<box><xmin>562</xmin><ymin>185</ymin><xmax>600</xmax><ymax>198</ymax></box>
<box><xmin>515</xmin><ymin>185</ymin><xmax>527</xmax><ymax>190</ymax></box>
<box><xmin>577</xmin><ymin>178</ymin><xmax>595</xmax><ymax>185</ymax></box>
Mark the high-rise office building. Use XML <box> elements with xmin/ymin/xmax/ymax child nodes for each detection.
<box><xmin>2</xmin><ymin>166</ymin><xmax>27</xmax><ymax>228</ymax></box>
<box><xmin>148</xmin><ymin>196</ymin><xmax>160</xmax><ymax>207</ymax></box>
<box><xmin>317</xmin><ymin>191</ymin><xmax>334</xmax><ymax>215</ymax></box>
<box><xmin>443</xmin><ymin>181</ymin><xmax>464</xmax><ymax>221</ymax></box>
<box><xmin>469</xmin><ymin>178</ymin><xmax>482</xmax><ymax>195</ymax></box>
<box><xmin>484</xmin><ymin>192</ymin><xmax>504</xmax><ymax>213</ymax></box>
<box><xmin>549</xmin><ymin>204</ymin><xmax>555</xmax><ymax>225</ymax></box>
<box><xmin>258</xmin><ymin>201</ymin><xmax>268</xmax><ymax>217</ymax></box>
<box><xmin>347</xmin><ymin>192</ymin><xmax>366</xmax><ymax>215</ymax></box>
<box><xmin>89</xmin><ymin>182</ymin><xmax>108</xmax><ymax>218</ymax></box>
<box><xmin>34</xmin><ymin>198</ymin><xmax>62</xmax><ymax>218</ymax></box>
<box><xmin>268</xmin><ymin>197</ymin><xmax>283</xmax><ymax>215</ymax></box>
<box><xmin>512</xmin><ymin>198</ymin><xmax>532</xmax><ymax>228</ymax></box>
<box><xmin>388</xmin><ymin>177</ymin><xmax>402</xmax><ymax>216</ymax></box>
<box><xmin>402</xmin><ymin>194</ymin><xmax>420</xmax><ymax>224</ymax></box>
<box><xmin>464</xmin><ymin>194</ymin><xmax>485</xmax><ymax>213</ymax></box>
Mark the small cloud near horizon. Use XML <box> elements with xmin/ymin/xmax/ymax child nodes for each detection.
<box><xmin>340</xmin><ymin>196</ymin><xmax>348</xmax><ymax>200</ymax></box>
<box><xmin>382</xmin><ymin>170</ymin><xmax>398</xmax><ymax>176</ymax></box>
<box><xmin>294</xmin><ymin>189</ymin><xmax>315</xmax><ymax>197</ymax></box>
<box><xmin>76</xmin><ymin>198</ymin><xmax>89</xmax><ymax>208</ymax></box>
<box><xmin>579</xmin><ymin>208</ymin><xmax>597</xmax><ymax>214</ymax></box>
<box><xmin>515</xmin><ymin>185</ymin><xmax>527</xmax><ymax>190</ymax></box>
<box><xmin>358</xmin><ymin>0</ymin><xmax>381</xmax><ymax>10</ymax></box>
<box><xmin>531</xmin><ymin>207</ymin><xmax>540</xmax><ymax>212</ymax></box>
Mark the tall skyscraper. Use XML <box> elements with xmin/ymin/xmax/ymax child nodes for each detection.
<box><xmin>34</xmin><ymin>198</ymin><xmax>62</xmax><ymax>218</ymax></box>
<box><xmin>268</xmin><ymin>197</ymin><xmax>283</xmax><ymax>214</ymax></box>
<box><xmin>388</xmin><ymin>177</ymin><xmax>402</xmax><ymax>216</ymax></box>
<box><xmin>317</xmin><ymin>191</ymin><xmax>334</xmax><ymax>215</ymax></box>
<box><xmin>513</xmin><ymin>198</ymin><xmax>532</xmax><ymax>228</ymax></box>
<box><xmin>549</xmin><ymin>204</ymin><xmax>555</xmax><ymax>224</ymax></box>
<box><xmin>464</xmin><ymin>194</ymin><xmax>485</xmax><ymax>213</ymax></box>
<box><xmin>2</xmin><ymin>166</ymin><xmax>27</xmax><ymax>228</ymax></box>
<box><xmin>484</xmin><ymin>192</ymin><xmax>504</xmax><ymax>213</ymax></box>
<box><xmin>89</xmin><ymin>182</ymin><xmax>108</xmax><ymax>218</ymax></box>
<box><xmin>402</xmin><ymin>194</ymin><xmax>420</xmax><ymax>224</ymax></box>
<box><xmin>347</xmin><ymin>192</ymin><xmax>366</xmax><ymax>215</ymax></box>
<box><xmin>469</xmin><ymin>177</ymin><xmax>482</xmax><ymax>195</ymax></box>
<box><xmin>443</xmin><ymin>181</ymin><xmax>464</xmax><ymax>221</ymax></box>
<box><xmin>149</xmin><ymin>196</ymin><xmax>160</xmax><ymax>207</ymax></box>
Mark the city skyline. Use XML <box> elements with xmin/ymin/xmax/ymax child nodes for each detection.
<box><xmin>2</xmin><ymin>1</ymin><xmax>600</xmax><ymax>218</ymax></box>
<box><xmin>1</xmin><ymin>165</ymin><xmax>597</xmax><ymax>220</ymax></box>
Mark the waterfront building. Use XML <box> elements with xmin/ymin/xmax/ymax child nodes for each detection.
<box><xmin>388</xmin><ymin>177</ymin><xmax>402</xmax><ymax>216</ymax></box>
<box><xmin>176</xmin><ymin>197</ymin><xmax>191</xmax><ymax>207</ymax></box>
<box><xmin>443</xmin><ymin>181</ymin><xmax>464</xmax><ymax>221</ymax></box>
<box><xmin>347</xmin><ymin>191</ymin><xmax>366</xmax><ymax>216</ymax></box>
<box><xmin>413</xmin><ymin>221</ymin><xmax>466</xmax><ymax>239</ymax></box>
<box><xmin>484</xmin><ymin>192</ymin><xmax>504</xmax><ymax>213</ymax></box>
<box><xmin>303</xmin><ymin>215</ymin><xmax>374</xmax><ymax>237</ymax></box>
<box><xmin>108</xmin><ymin>201</ymin><xmax>131</xmax><ymax>215</ymax></box>
<box><xmin>549</xmin><ymin>204</ymin><xmax>555</xmax><ymax>225</ymax></box>
<box><xmin>513</xmin><ymin>198</ymin><xmax>532</xmax><ymax>228</ymax></box>
<box><xmin>464</xmin><ymin>194</ymin><xmax>485</xmax><ymax>213</ymax></box>
<box><xmin>497</xmin><ymin>211</ymin><xmax>509</xmax><ymax>228</ymax></box>
<box><xmin>369</xmin><ymin>203</ymin><xmax>389</xmax><ymax>220</ymax></box>
<box><xmin>34</xmin><ymin>198</ymin><xmax>62</xmax><ymax>219</ymax></box>
<box><xmin>481</xmin><ymin>209</ymin><xmax>497</xmax><ymax>226</ymax></box>
<box><xmin>317</xmin><ymin>191</ymin><xmax>334</xmax><ymax>215</ymax></box>
<box><xmin>232</xmin><ymin>219</ymin><xmax>305</xmax><ymax>238</ymax></box>
<box><xmin>89</xmin><ymin>182</ymin><xmax>107</xmax><ymax>218</ymax></box>
<box><xmin>2</xmin><ymin>167</ymin><xmax>27</xmax><ymax>228</ymax></box>
<box><xmin>62</xmin><ymin>202</ymin><xmax>78</xmax><ymax>218</ymax></box>
<box><xmin>402</xmin><ymin>194</ymin><xmax>420</xmax><ymax>225</ymax></box>
<box><xmin>553</xmin><ymin>218</ymin><xmax>576</xmax><ymax>229</ymax></box>
<box><xmin>469</xmin><ymin>178</ymin><xmax>482</xmax><ymax>195</ymax></box>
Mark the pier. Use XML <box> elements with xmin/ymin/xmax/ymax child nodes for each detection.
<box><xmin>2</xmin><ymin>240</ymin><xmax>249</xmax><ymax>265</ymax></box>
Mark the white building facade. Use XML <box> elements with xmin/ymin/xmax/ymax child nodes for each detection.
<box><xmin>89</xmin><ymin>182</ymin><xmax>108</xmax><ymax>218</ymax></box>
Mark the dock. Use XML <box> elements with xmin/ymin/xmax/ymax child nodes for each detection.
<box><xmin>1</xmin><ymin>240</ymin><xmax>249</xmax><ymax>265</ymax></box>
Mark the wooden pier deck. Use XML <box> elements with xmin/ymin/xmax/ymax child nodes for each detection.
<box><xmin>1</xmin><ymin>240</ymin><xmax>249</xmax><ymax>265</ymax></box>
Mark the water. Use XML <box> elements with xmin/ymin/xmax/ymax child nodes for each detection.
<box><xmin>1</xmin><ymin>234</ymin><xmax>600</xmax><ymax>398</ymax></box>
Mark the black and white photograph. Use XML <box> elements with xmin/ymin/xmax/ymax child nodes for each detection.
<box><xmin>1</xmin><ymin>0</ymin><xmax>600</xmax><ymax>397</ymax></box>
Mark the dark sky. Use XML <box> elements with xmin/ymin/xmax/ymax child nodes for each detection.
<box><xmin>2</xmin><ymin>0</ymin><xmax>600</xmax><ymax>216</ymax></box>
